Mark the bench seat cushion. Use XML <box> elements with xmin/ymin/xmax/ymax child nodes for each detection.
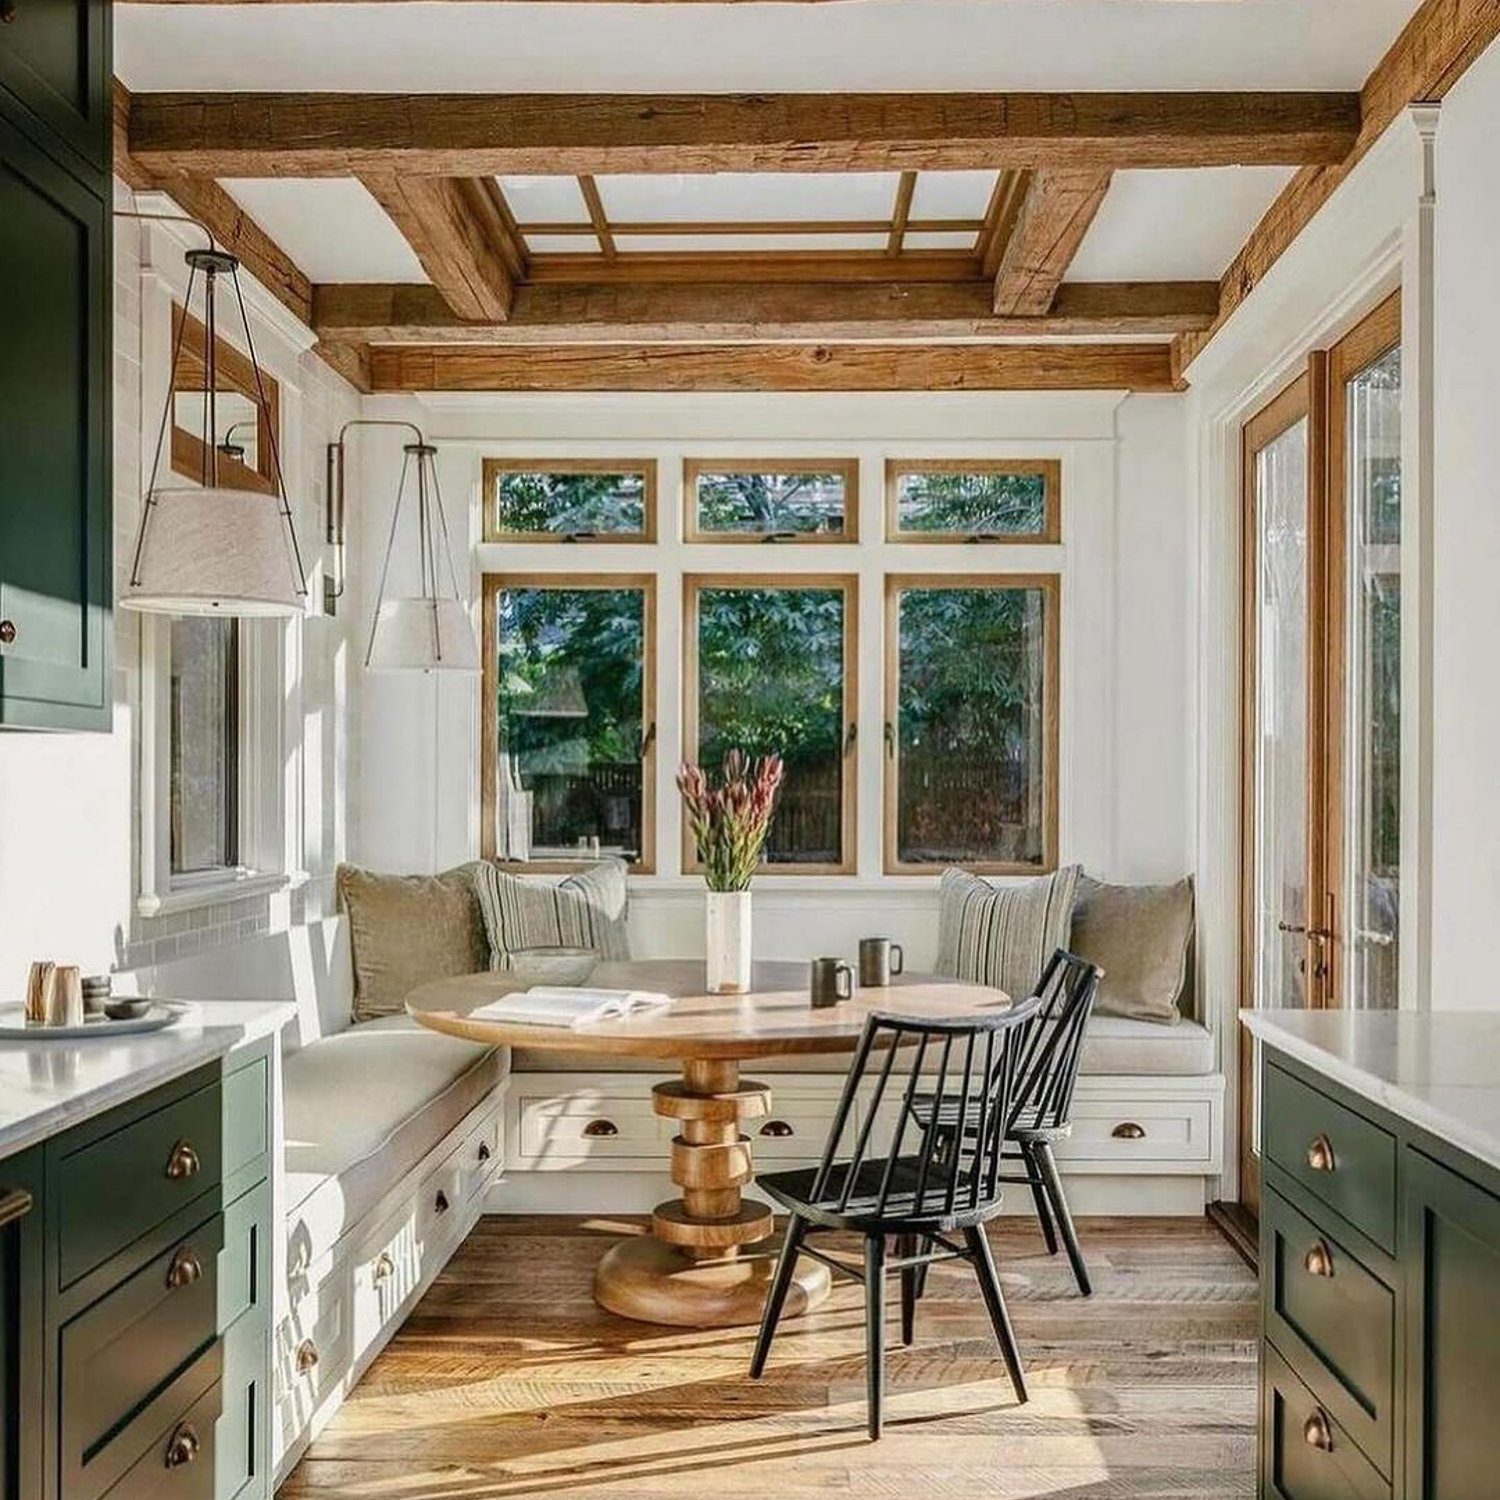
<box><xmin>284</xmin><ymin>1015</ymin><xmax>501</xmax><ymax>1270</ymax></box>
<box><xmin>510</xmin><ymin>1015</ymin><xmax>1214</xmax><ymax>1079</ymax></box>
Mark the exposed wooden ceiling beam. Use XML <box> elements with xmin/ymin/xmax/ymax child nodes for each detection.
<box><xmin>312</xmin><ymin>278</ymin><xmax>1217</xmax><ymax>344</ymax></box>
<box><xmin>522</xmin><ymin>250</ymin><xmax>984</xmax><ymax>285</ymax></box>
<box><xmin>1174</xmin><ymin>0</ymin><xmax>1500</xmax><ymax>375</ymax></box>
<box><xmin>368</xmin><ymin>342</ymin><xmax>1177</xmax><ymax>393</ymax></box>
<box><xmin>992</xmin><ymin>168</ymin><xmax>1113</xmax><ymax>316</ymax></box>
<box><xmin>125</xmin><ymin>90</ymin><xmax>1361</xmax><ymax>178</ymax></box>
<box><xmin>360</xmin><ymin>174</ymin><xmax>520</xmax><ymax>321</ymax></box>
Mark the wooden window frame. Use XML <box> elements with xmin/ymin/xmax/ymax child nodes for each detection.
<box><xmin>884</xmin><ymin>458</ymin><xmax>1062</xmax><ymax>544</ymax></box>
<box><xmin>682</xmin><ymin>572</ymin><xmax>859</xmax><ymax>877</ymax></box>
<box><xmin>170</xmin><ymin>304</ymin><xmax>280</xmax><ymax>497</ymax></box>
<box><xmin>481</xmin><ymin>457</ymin><xmax>659</xmax><ymax>543</ymax></box>
<box><xmin>480</xmin><ymin>572</ymin><xmax>658</xmax><ymax>875</ymax></box>
<box><xmin>682</xmin><ymin>457</ymin><xmax>860</xmax><ymax>544</ymax></box>
<box><xmin>883</xmin><ymin>572</ymin><xmax>1061</xmax><ymax>877</ymax></box>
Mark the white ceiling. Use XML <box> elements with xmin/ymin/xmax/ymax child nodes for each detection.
<box><xmin>1065</xmin><ymin>166</ymin><xmax>1296</xmax><ymax>281</ymax></box>
<box><xmin>117</xmin><ymin>0</ymin><xmax>1419</xmax><ymax>93</ymax></box>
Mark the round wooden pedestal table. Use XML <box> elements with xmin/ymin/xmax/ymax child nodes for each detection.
<box><xmin>407</xmin><ymin>959</ymin><xmax>1010</xmax><ymax>1329</ymax></box>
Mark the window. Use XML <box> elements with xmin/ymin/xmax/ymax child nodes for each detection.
<box><xmin>684</xmin><ymin>575</ymin><xmax>856</xmax><ymax>874</ymax></box>
<box><xmin>482</xmin><ymin>459</ymin><xmax>657</xmax><ymax>542</ymax></box>
<box><xmin>684</xmin><ymin>459</ymin><xmax>858</xmax><ymax>542</ymax></box>
<box><xmin>481</xmin><ymin>574</ymin><xmax>657</xmax><ymax>871</ymax></box>
<box><xmin>169</xmin><ymin>617</ymin><xmax>240</xmax><ymax>877</ymax></box>
<box><xmin>886</xmin><ymin>459</ymin><xmax>1060</xmax><ymax>542</ymax></box>
<box><xmin>884</xmin><ymin>575</ymin><xmax>1059</xmax><ymax>874</ymax></box>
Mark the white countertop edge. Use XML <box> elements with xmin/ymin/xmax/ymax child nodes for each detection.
<box><xmin>1241</xmin><ymin>1010</ymin><xmax>1500</xmax><ymax>1177</ymax></box>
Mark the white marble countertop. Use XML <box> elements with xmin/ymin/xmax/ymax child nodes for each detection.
<box><xmin>1242</xmin><ymin>1009</ymin><xmax>1500</xmax><ymax>1175</ymax></box>
<box><xmin>0</xmin><ymin>999</ymin><xmax>294</xmax><ymax>1164</ymax></box>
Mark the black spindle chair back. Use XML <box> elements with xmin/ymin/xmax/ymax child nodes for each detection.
<box><xmin>1007</xmin><ymin>949</ymin><xmax>1102</xmax><ymax>1135</ymax></box>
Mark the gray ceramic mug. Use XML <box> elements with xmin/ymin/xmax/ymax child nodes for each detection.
<box><xmin>859</xmin><ymin>937</ymin><xmax>904</xmax><ymax>987</ymax></box>
<box><xmin>810</xmin><ymin>957</ymin><xmax>855</xmax><ymax>1008</ymax></box>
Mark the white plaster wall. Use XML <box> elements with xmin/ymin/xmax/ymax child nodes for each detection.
<box><xmin>0</xmin><ymin>183</ymin><xmax>361</xmax><ymax>996</ymax></box>
<box><xmin>1428</xmin><ymin>37</ymin><xmax>1500</xmax><ymax>1006</ymax></box>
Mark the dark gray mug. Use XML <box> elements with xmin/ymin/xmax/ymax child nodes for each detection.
<box><xmin>859</xmin><ymin>937</ymin><xmax>904</xmax><ymax>987</ymax></box>
<box><xmin>810</xmin><ymin>957</ymin><xmax>854</xmax><ymax>1008</ymax></box>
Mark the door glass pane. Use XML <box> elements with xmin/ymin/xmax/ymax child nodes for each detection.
<box><xmin>1345</xmin><ymin>345</ymin><xmax>1402</xmax><ymax>1008</ymax></box>
<box><xmin>693</xmin><ymin>583</ymin><xmax>848</xmax><ymax>867</ymax></box>
<box><xmin>170</xmin><ymin>617</ymin><xmax>239</xmax><ymax>877</ymax></box>
<box><xmin>1253</xmin><ymin>416</ymin><xmax>1310</xmax><ymax>1013</ymax></box>
<box><xmin>493</xmin><ymin>586</ymin><xmax>647</xmax><ymax>864</ymax></box>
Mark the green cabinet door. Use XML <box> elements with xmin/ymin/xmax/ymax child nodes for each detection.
<box><xmin>0</xmin><ymin>1150</ymin><xmax>44</xmax><ymax>1500</ymax></box>
<box><xmin>0</xmin><ymin>111</ymin><xmax>110</xmax><ymax>731</ymax></box>
<box><xmin>1404</xmin><ymin>1148</ymin><xmax>1500</xmax><ymax>1500</ymax></box>
<box><xmin>0</xmin><ymin>0</ymin><xmax>110</xmax><ymax>177</ymax></box>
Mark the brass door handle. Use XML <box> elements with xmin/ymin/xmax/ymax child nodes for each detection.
<box><xmin>1111</xmin><ymin>1122</ymin><xmax>1146</xmax><ymax>1140</ymax></box>
<box><xmin>1306</xmin><ymin>1134</ymin><xmax>1336</xmax><ymax>1172</ymax></box>
<box><xmin>373</xmin><ymin>1251</ymin><xmax>395</xmax><ymax>1283</ymax></box>
<box><xmin>295</xmin><ymin>1339</ymin><xmax>319</xmax><ymax>1374</ymax></box>
<box><xmin>434</xmin><ymin>1189</ymin><xmax>450</xmax><ymax>1215</ymax></box>
<box><xmin>1303</xmin><ymin>1240</ymin><xmax>1335</xmax><ymax>1278</ymax></box>
<box><xmin>164</xmin><ymin>1423</ymin><xmax>199</xmax><ymax>1468</ymax></box>
<box><xmin>166</xmin><ymin>1247</ymin><xmax>203</xmax><ymax>1289</ymax></box>
<box><xmin>582</xmin><ymin>1118</ymin><xmax>618</xmax><ymax>1138</ymax></box>
<box><xmin>1302</xmin><ymin>1408</ymin><xmax>1334</xmax><ymax>1453</ymax></box>
<box><xmin>759</xmin><ymin>1120</ymin><xmax>794</xmax><ymax>1138</ymax></box>
<box><xmin>166</xmin><ymin>1141</ymin><xmax>200</xmax><ymax>1180</ymax></box>
<box><xmin>0</xmin><ymin>1188</ymin><xmax>34</xmax><ymax>1229</ymax></box>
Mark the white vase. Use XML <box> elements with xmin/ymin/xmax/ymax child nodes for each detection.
<box><xmin>705</xmin><ymin>890</ymin><xmax>753</xmax><ymax>994</ymax></box>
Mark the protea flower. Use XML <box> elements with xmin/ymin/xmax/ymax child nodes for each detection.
<box><xmin>677</xmin><ymin>751</ymin><xmax>785</xmax><ymax>891</ymax></box>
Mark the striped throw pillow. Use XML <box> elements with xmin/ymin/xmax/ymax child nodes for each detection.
<box><xmin>471</xmin><ymin>858</ymin><xmax>631</xmax><ymax>970</ymax></box>
<box><xmin>934</xmin><ymin>865</ymin><xmax>1081</xmax><ymax>1002</ymax></box>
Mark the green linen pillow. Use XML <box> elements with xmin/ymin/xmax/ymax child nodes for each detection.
<box><xmin>933</xmin><ymin>864</ymin><xmax>1082</xmax><ymax>1003</ymax></box>
<box><xmin>335</xmin><ymin>862</ymin><xmax>490</xmax><ymax>1022</ymax></box>
<box><xmin>470</xmin><ymin>858</ymin><xmax>631</xmax><ymax>970</ymax></box>
<box><xmin>1070</xmin><ymin>873</ymin><xmax>1194</xmax><ymax>1025</ymax></box>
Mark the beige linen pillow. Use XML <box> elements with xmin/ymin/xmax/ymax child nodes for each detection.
<box><xmin>933</xmin><ymin>864</ymin><xmax>1082</xmax><ymax>1003</ymax></box>
<box><xmin>1070</xmin><ymin>873</ymin><xmax>1194</xmax><ymax>1025</ymax></box>
<box><xmin>335</xmin><ymin>863</ymin><xmax>489</xmax><ymax>1022</ymax></box>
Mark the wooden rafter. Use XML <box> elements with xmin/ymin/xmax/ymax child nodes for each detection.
<box><xmin>367</xmin><ymin>342</ymin><xmax>1176</xmax><ymax>393</ymax></box>
<box><xmin>992</xmin><ymin>168</ymin><xmax>1113</xmax><ymax>316</ymax></box>
<box><xmin>124</xmin><ymin>90</ymin><xmax>1362</xmax><ymax>177</ymax></box>
<box><xmin>885</xmin><ymin>171</ymin><xmax>917</xmax><ymax>256</ymax></box>
<box><xmin>1175</xmin><ymin>0</ymin><xmax>1500</xmax><ymax>374</ymax></box>
<box><xmin>976</xmin><ymin>168</ymin><xmax>1032</xmax><ymax>277</ymax></box>
<box><xmin>522</xmin><ymin>250</ymin><xmax>984</xmax><ymax>285</ymax></box>
<box><xmin>360</xmin><ymin>174</ymin><xmax>520</xmax><ymax>321</ymax></box>
<box><xmin>576</xmin><ymin>174</ymin><xmax>617</xmax><ymax>258</ymax></box>
<box><xmin>312</xmin><ymin>278</ymin><xmax>1218</xmax><ymax>344</ymax></box>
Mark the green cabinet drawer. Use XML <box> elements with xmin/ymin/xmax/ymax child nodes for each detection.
<box><xmin>102</xmin><ymin>1374</ymin><xmax>221</xmax><ymax>1500</ymax></box>
<box><xmin>1262</xmin><ymin>1344</ymin><xmax>1390</xmax><ymax>1500</ymax></box>
<box><xmin>221</xmin><ymin>1058</ymin><xmax>269</xmax><ymax>1205</ymax></box>
<box><xmin>1263</xmin><ymin>1184</ymin><xmax>1394</xmax><ymax>1476</ymax></box>
<box><xmin>61</xmin><ymin>1212</ymin><xmax>223</xmax><ymax>1500</ymax></box>
<box><xmin>1264</xmin><ymin>1065</ymin><xmax>1396</xmax><ymax>1253</ymax></box>
<box><xmin>55</xmin><ymin>1081</ymin><xmax>223</xmax><ymax>1288</ymax></box>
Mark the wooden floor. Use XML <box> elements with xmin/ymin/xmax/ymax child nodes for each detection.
<box><xmin>283</xmin><ymin>1214</ymin><xmax>1258</xmax><ymax>1500</ymax></box>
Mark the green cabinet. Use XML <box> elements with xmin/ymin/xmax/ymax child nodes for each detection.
<box><xmin>1259</xmin><ymin>1054</ymin><xmax>1500</xmax><ymax>1500</ymax></box>
<box><xmin>0</xmin><ymin>0</ymin><xmax>112</xmax><ymax>732</ymax></box>
<box><xmin>0</xmin><ymin>1151</ymin><xmax>44</xmax><ymax>1500</ymax></box>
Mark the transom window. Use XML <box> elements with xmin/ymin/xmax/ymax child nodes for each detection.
<box><xmin>482</xmin><ymin>459</ymin><xmax>657</xmax><ymax>542</ymax></box>
<box><xmin>886</xmin><ymin>459</ymin><xmax>1060</xmax><ymax>542</ymax></box>
<box><xmin>684</xmin><ymin>460</ymin><xmax>858</xmax><ymax>542</ymax></box>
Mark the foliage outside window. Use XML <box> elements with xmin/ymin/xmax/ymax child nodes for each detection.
<box><xmin>685</xmin><ymin>460</ymin><xmax>858</xmax><ymax>541</ymax></box>
<box><xmin>482</xmin><ymin>575</ymin><xmax>656</xmax><ymax>871</ymax></box>
<box><xmin>169</xmin><ymin>616</ymin><xmax>240</xmax><ymax>878</ymax></box>
<box><xmin>885</xmin><ymin>576</ymin><xmax>1058</xmax><ymax>873</ymax></box>
<box><xmin>685</xmin><ymin>576</ymin><xmax>856</xmax><ymax>874</ymax></box>
<box><xmin>886</xmin><ymin>459</ymin><xmax>1060</xmax><ymax>542</ymax></box>
<box><xmin>482</xmin><ymin>459</ymin><xmax>656</xmax><ymax>541</ymax></box>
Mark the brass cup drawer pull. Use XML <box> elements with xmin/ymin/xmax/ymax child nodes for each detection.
<box><xmin>1303</xmin><ymin>1239</ymin><xmax>1335</xmax><ymax>1278</ymax></box>
<box><xmin>434</xmin><ymin>1189</ymin><xmax>450</xmax><ymax>1215</ymax></box>
<box><xmin>1110</xmin><ymin>1121</ymin><xmax>1146</xmax><ymax>1140</ymax></box>
<box><xmin>0</xmin><ymin>1187</ymin><xmax>34</xmax><ymax>1228</ymax></box>
<box><xmin>0</xmin><ymin>619</ymin><xmax>15</xmax><ymax>643</ymax></box>
<box><xmin>164</xmin><ymin>1423</ymin><xmax>199</xmax><ymax>1469</ymax></box>
<box><xmin>1305</xmin><ymin>1133</ymin><xmax>1337</xmax><ymax>1173</ymax></box>
<box><xmin>373</xmin><ymin>1251</ymin><xmax>395</xmax><ymax>1283</ymax></box>
<box><xmin>582</xmin><ymin>1118</ymin><xmax>619</xmax><ymax>1138</ymax></box>
<box><xmin>165</xmin><ymin>1246</ymin><xmax>203</xmax><ymax>1289</ymax></box>
<box><xmin>1303</xmin><ymin>1408</ymin><xmax>1335</xmax><ymax>1453</ymax></box>
<box><xmin>478</xmin><ymin>1140</ymin><xmax>492</xmax><ymax>1163</ymax></box>
<box><xmin>166</xmin><ymin>1140</ymin><xmax>200</xmax><ymax>1180</ymax></box>
<box><xmin>295</xmin><ymin>1339</ymin><xmax>319</xmax><ymax>1375</ymax></box>
<box><xmin>759</xmin><ymin>1120</ymin><xmax>794</xmax><ymax>1138</ymax></box>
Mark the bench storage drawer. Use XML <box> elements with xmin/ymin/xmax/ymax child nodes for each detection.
<box><xmin>1264</xmin><ymin>1064</ymin><xmax>1396</xmax><ymax>1252</ymax></box>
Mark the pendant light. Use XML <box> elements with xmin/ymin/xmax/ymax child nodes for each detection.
<box><xmin>122</xmin><ymin>242</ymin><xmax>308</xmax><ymax>616</ymax></box>
<box><xmin>328</xmin><ymin>420</ymin><xmax>479</xmax><ymax>674</ymax></box>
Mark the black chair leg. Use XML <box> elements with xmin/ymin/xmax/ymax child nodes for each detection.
<box><xmin>964</xmin><ymin>1224</ymin><xmax>1028</xmax><ymax>1405</ymax></box>
<box><xmin>1034</xmin><ymin>1139</ymin><xmax>1091</xmax><ymax>1296</ymax></box>
<box><xmin>912</xmin><ymin>1232</ymin><xmax>932</xmax><ymax>1301</ymax></box>
<box><xmin>864</xmin><ymin>1232</ymin><xmax>887</xmax><ymax>1439</ymax></box>
<box><xmin>1021</xmin><ymin>1142</ymin><xmax>1059</xmax><ymax>1255</ymax></box>
<box><xmin>749</xmin><ymin>1214</ymin><xmax>809</xmax><ymax>1378</ymax></box>
<box><xmin>898</xmin><ymin>1233</ymin><xmax>917</xmax><ymax>1346</ymax></box>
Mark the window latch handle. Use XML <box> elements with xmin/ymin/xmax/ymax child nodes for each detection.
<box><xmin>564</xmin><ymin>530</ymin><xmax>597</xmax><ymax>543</ymax></box>
<box><xmin>639</xmin><ymin>721</ymin><xmax>657</xmax><ymax>758</ymax></box>
<box><xmin>843</xmin><ymin>722</ymin><xmax>857</xmax><ymax>756</ymax></box>
<box><xmin>883</xmin><ymin>722</ymin><xmax>896</xmax><ymax>759</ymax></box>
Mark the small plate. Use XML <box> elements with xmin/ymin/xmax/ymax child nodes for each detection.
<box><xmin>0</xmin><ymin>1001</ymin><xmax>197</xmax><ymax>1041</ymax></box>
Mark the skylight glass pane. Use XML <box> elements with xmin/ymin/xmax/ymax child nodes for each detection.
<box><xmin>596</xmin><ymin>171</ymin><xmax>899</xmax><ymax>224</ymax></box>
<box><xmin>689</xmin><ymin>462</ymin><xmax>854</xmax><ymax>539</ymax></box>
<box><xmin>484</xmin><ymin>460</ymin><xmax>655</xmax><ymax>540</ymax></box>
<box><xmin>889</xmin><ymin>461</ymin><xmax>1058</xmax><ymax>540</ymax></box>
